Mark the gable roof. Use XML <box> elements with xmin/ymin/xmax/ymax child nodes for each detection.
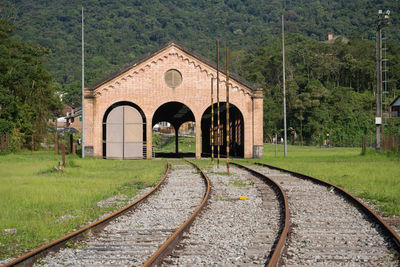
<box><xmin>390</xmin><ymin>96</ymin><xmax>400</xmax><ymax>107</ymax></box>
<box><xmin>87</xmin><ymin>41</ymin><xmax>260</xmax><ymax>91</ymax></box>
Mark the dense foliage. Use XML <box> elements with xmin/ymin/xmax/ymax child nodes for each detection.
<box><xmin>1</xmin><ymin>0</ymin><xmax>399</xmax><ymax>106</ymax></box>
<box><xmin>0</xmin><ymin>19</ymin><xmax>60</xmax><ymax>147</ymax></box>
<box><xmin>240</xmin><ymin>34</ymin><xmax>400</xmax><ymax>146</ymax></box>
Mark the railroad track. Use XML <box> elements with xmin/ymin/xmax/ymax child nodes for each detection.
<box><xmin>248</xmin><ymin>162</ymin><xmax>400</xmax><ymax>266</ymax></box>
<box><xmin>4</xmin><ymin>160</ymin><xmax>398</xmax><ymax>266</ymax></box>
<box><xmin>162</xmin><ymin>162</ymin><xmax>289</xmax><ymax>266</ymax></box>
<box><xmin>1</xmin><ymin>161</ymin><xmax>211</xmax><ymax>267</ymax></box>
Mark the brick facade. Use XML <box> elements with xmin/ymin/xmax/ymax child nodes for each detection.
<box><xmin>84</xmin><ymin>42</ymin><xmax>263</xmax><ymax>159</ymax></box>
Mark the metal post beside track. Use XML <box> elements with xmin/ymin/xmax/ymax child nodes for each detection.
<box><xmin>226</xmin><ymin>47</ymin><xmax>230</xmax><ymax>174</ymax></box>
<box><xmin>211</xmin><ymin>77</ymin><xmax>214</xmax><ymax>163</ymax></box>
<box><xmin>55</xmin><ymin>133</ymin><xmax>59</xmax><ymax>155</ymax></box>
<box><xmin>62</xmin><ymin>144</ymin><xmax>66</xmax><ymax>167</ymax></box>
<box><xmin>216</xmin><ymin>40</ymin><xmax>220</xmax><ymax>168</ymax></box>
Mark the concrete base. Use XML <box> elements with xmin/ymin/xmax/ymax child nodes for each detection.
<box><xmin>253</xmin><ymin>145</ymin><xmax>264</xmax><ymax>158</ymax></box>
<box><xmin>84</xmin><ymin>146</ymin><xmax>94</xmax><ymax>157</ymax></box>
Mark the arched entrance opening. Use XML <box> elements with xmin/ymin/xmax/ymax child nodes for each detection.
<box><xmin>201</xmin><ymin>102</ymin><xmax>244</xmax><ymax>158</ymax></box>
<box><xmin>102</xmin><ymin>101</ymin><xmax>146</xmax><ymax>159</ymax></box>
<box><xmin>152</xmin><ymin>102</ymin><xmax>196</xmax><ymax>158</ymax></box>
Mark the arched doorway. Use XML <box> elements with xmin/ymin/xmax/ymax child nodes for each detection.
<box><xmin>152</xmin><ymin>102</ymin><xmax>195</xmax><ymax>157</ymax></box>
<box><xmin>102</xmin><ymin>102</ymin><xmax>146</xmax><ymax>159</ymax></box>
<box><xmin>201</xmin><ymin>102</ymin><xmax>244</xmax><ymax>158</ymax></box>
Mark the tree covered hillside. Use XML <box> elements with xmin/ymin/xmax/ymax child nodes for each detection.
<box><xmin>0</xmin><ymin>0</ymin><xmax>399</xmax><ymax>146</ymax></box>
<box><xmin>1</xmin><ymin>0</ymin><xmax>399</xmax><ymax>107</ymax></box>
<box><xmin>240</xmin><ymin>34</ymin><xmax>400</xmax><ymax>145</ymax></box>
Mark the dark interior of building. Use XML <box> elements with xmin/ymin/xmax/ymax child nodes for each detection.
<box><xmin>201</xmin><ymin>102</ymin><xmax>244</xmax><ymax>158</ymax></box>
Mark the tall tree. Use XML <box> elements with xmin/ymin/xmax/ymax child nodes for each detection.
<box><xmin>0</xmin><ymin>19</ymin><xmax>61</xmax><ymax>145</ymax></box>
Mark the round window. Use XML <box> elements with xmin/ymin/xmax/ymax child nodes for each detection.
<box><xmin>164</xmin><ymin>69</ymin><xmax>182</xmax><ymax>89</ymax></box>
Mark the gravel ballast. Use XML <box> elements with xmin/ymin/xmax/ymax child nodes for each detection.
<box><xmin>252</xmin><ymin>165</ymin><xmax>400</xmax><ymax>266</ymax></box>
<box><xmin>34</xmin><ymin>161</ymin><xmax>205</xmax><ymax>266</ymax></box>
<box><xmin>163</xmin><ymin>164</ymin><xmax>282</xmax><ymax>266</ymax></box>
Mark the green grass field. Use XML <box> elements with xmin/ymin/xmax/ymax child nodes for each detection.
<box><xmin>154</xmin><ymin>134</ymin><xmax>196</xmax><ymax>153</ymax></box>
<box><xmin>0</xmin><ymin>151</ymin><xmax>166</xmax><ymax>260</ymax></box>
<box><xmin>236</xmin><ymin>144</ymin><xmax>400</xmax><ymax>218</ymax></box>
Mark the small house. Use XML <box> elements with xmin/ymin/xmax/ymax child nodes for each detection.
<box><xmin>390</xmin><ymin>96</ymin><xmax>400</xmax><ymax>117</ymax></box>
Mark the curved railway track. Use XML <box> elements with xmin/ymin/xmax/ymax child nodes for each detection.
<box><xmin>1</xmin><ymin>161</ymin><xmax>211</xmax><ymax>267</ymax></box>
<box><xmin>230</xmin><ymin>163</ymin><xmax>289</xmax><ymax>267</ymax></box>
<box><xmin>162</xmin><ymin>162</ymin><xmax>289</xmax><ymax>266</ymax></box>
<box><xmin>142</xmin><ymin>160</ymin><xmax>211</xmax><ymax>266</ymax></box>
<box><xmin>250</xmin><ymin>162</ymin><xmax>400</xmax><ymax>266</ymax></box>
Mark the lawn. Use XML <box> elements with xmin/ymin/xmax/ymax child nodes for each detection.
<box><xmin>154</xmin><ymin>134</ymin><xmax>196</xmax><ymax>153</ymax></box>
<box><xmin>0</xmin><ymin>151</ymin><xmax>166</xmax><ymax>260</ymax></box>
<box><xmin>237</xmin><ymin>144</ymin><xmax>400</xmax><ymax>218</ymax></box>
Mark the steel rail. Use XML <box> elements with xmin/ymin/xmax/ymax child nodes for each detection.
<box><xmin>142</xmin><ymin>159</ymin><xmax>211</xmax><ymax>267</ymax></box>
<box><xmin>231</xmin><ymin>162</ymin><xmax>290</xmax><ymax>267</ymax></box>
<box><xmin>2</xmin><ymin>163</ymin><xmax>171</xmax><ymax>267</ymax></box>
<box><xmin>255</xmin><ymin>162</ymin><xmax>400</xmax><ymax>252</ymax></box>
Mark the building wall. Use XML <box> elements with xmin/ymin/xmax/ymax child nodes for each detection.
<box><xmin>84</xmin><ymin>44</ymin><xmax>263</xmax><ymax>158</ymax></box>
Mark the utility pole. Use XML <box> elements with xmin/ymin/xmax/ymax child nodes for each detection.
<box><xmin>376</xmin><ymin>10</ymin><xmax>390</xmax><ymax>152</ymax></box>
<box><xmin>81</xmin><ymin>6</ymin><xmax>85</xmax><ymax>158</ymax></box>
<box><xmin>282</xmin><ymin>14</ymin><xmax>287</xmax><ymax>158</ymax></box>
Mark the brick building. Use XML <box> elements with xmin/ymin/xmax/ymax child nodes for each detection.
<box><xmin>83</xmin><ymin>42</ymin><xmax>263</xmax><ymax>159</ymax></box>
